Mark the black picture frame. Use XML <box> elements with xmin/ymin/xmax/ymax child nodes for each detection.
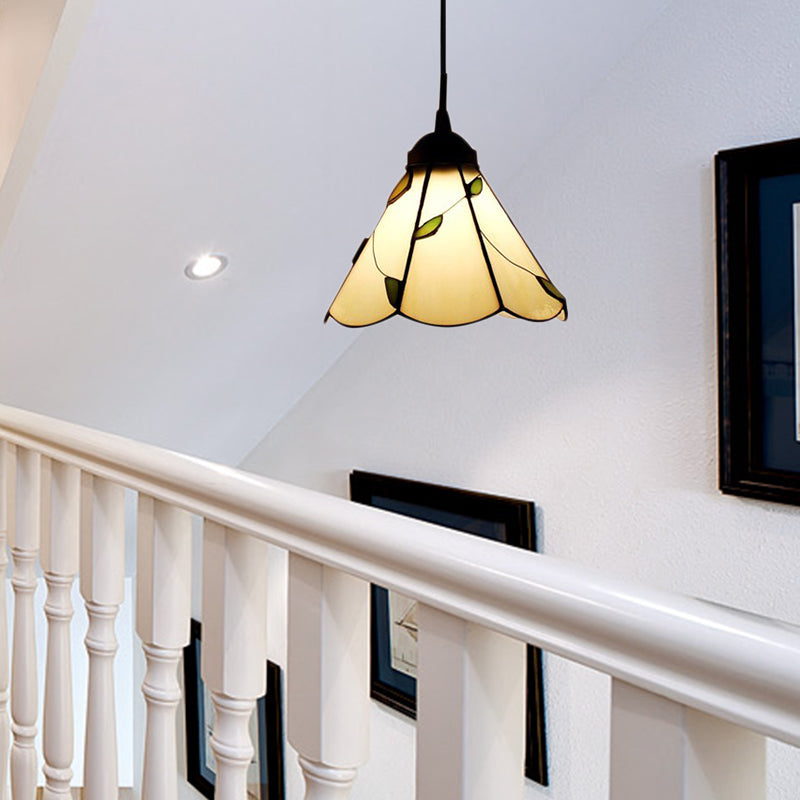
<box><xmin>349</xmin><ymin>470</ymin><xmax>548</xmax><ymax>786</ymax></box>
<box><xmin>183</xmin><ymin>619</ymin><xmax>285</xmax><ymax>800</ymax></box>
<box><xmin>717</xmin><ymin>136</ymin><xmax>800</xmax><ymax>504</ymax></box>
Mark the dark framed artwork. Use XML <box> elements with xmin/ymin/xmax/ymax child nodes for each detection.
<box><xmin>717</xmin><ymin>136</ymin><xmax>800</xmax><ymax>504</ymax></box>
<box><xmin>349</xmin><ymin>470</ymin><xmax>548</xmax><ymax>786</ymax></box>
<box><xmin>183</xmin><ymin>619</ymin><xmax>285</xmax><ymax>800</ymax></box>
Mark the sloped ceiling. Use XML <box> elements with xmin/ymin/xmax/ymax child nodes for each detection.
<box><xmin>0</xmin><ymin>0</ymin><xmax>668</xmax><ymax>464</ymax></box>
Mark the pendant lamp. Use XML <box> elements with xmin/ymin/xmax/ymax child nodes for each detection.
<box><xmin>326</xmin><ymin>0</ymin><xmax>567</xmax><ymax>327</ymax></box>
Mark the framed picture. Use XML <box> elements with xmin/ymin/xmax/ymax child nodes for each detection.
<box><xmin>717</xmin><ymin>136</ymin><xmax>800</xmax><ymax>504</ymax></box>
<box><xmin>349</xmin><ymin>470</ymin><xmax>548</xmax><ymax>786</ymax></box>
<box><xmin>183</xmin><ymin>619</ymin><xmax>285</xmax><ymax>800</ymax></box>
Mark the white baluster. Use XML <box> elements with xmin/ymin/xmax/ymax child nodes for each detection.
<box><xmin>10</xmin><ymin>449</ymin><xmax>47</xmax><ymax>800</ymax></box>
<box><xmin>287</xmin><ymin>555</ymin><xmax>369</xmax><ymax>800</ymax></box>
<box><xmin>79</xmin><ymin>475</ymin><xmax>125</xmax><ymax>800</ymax></box>
<box><xmin>40</xmin><ymin>462</ymin><xmax>80</xmax><ymax>799</ymax></box>
<box><xmin>609</xmin><ymin>679</ymin><xmax>766</xmax><ymax>800</ymax></box>
<box><xmin>135</xmin><ymin>497</ymin><xmax>191</xmax><ymax>800</ymax></box>
<box><xmin>0</xmin><ymin>442</ymin><xmax>14</xmax><ymax>800</ymax></box>
<box><xmin>201</xmin><ymin>521</ymin><xmax>268</xmax><ymax>800</ymax></box>
<box><xmin>415</xmin><ymin>604</ymin><xmax>525</xmax><ymax>800</ymax></box>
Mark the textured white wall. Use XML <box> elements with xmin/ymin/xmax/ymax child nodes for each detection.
<box><xmin>241</xmin><ymin>0</ymin><xmax>800</xmax><ymax>798</ymax></box>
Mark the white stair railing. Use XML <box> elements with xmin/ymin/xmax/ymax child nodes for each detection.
<box><xmin>609</xmin><ymin>679</ymin><xmax>766</xmax><ymax>800</ymax></box>
<box><xmin>287</xmin><ymin>556</ymin><xmax>369</xmax><ymax>800</ymax></box>
<box><xmin>80</xmin><ymin>476</ymin><xmax>125</xmax><ymax>799</ymax></box>
<box><xmin>416</xmin><ymin>605</ymin><xmax>526</xmax><ymax>800</ymax></box>
<box><xmin>136</xmin><ymin>497</ymin><xmax>191</xmax><ymax>800</ymax></box>
<box><xmin>201</xmin><ymin>521</ymin><xmax>269</xmax><ymax>797</ymax></box>
<box><xmin>10</xmin><ymin>447</ymin><xmax>42</xmax><ymax>800</ymax></box>
<box><xmin>41</xmin><ymin>461</ymin><xmax>79</xmax><ymax>799</ymax></box>
<box><xmin>0</xmin><ymin>403</ymin><xmax>796</xmax><ymax>800</ymax></box>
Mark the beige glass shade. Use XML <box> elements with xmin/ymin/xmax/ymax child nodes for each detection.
<box><xmin>326</xmin><ymin>164</ymin><xmax>567</xmax><ymax>327</ymax></box>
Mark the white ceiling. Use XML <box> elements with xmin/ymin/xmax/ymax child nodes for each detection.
<box><xmin>0</xmin><ymin>0</ymin><xmax>669</xmax><ymax>465</ymax></box>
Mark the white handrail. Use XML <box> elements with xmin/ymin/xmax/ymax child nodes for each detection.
<box><xmin>0</xmin><ymin>403</ymin><xmax>798</xmax><ymax>748</ymax></box>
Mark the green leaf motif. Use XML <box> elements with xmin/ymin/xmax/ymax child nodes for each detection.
<box><xmin>468</xmin><ymin>177</ymin><xmax>483</xmax><ymax>196</ymax></box>
<box><xmin>537</xmin><ymin>276</ymin><xmax>566</xmax><ymax>304</ymax></box>
<box><xmin>387</xmin><ymin>172</ymin><xmax>412</xmax><ymax>205</ymax></box>
<box><xmin>385</xmin><ymin>277</ymin><xmax>402</xmax><ymax>308</ymax></box>
<box><xmin>414</xmin><ymin>215</ymin><xmax>443</xmax><ymax>240</ymax></box>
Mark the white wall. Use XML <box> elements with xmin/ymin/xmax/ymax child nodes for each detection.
<box><xmin>0</xmin><ymin>0</ymin><xmax>66</xmax><ymax>188</ymax></box>
<box><xmin>241</xmin><ymin>0</ymin><xmax>800</xmax><ymax>798</ymax></box>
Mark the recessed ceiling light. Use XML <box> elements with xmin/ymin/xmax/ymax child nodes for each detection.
<box><xmin>185</xmin><ymin>253</ymin><xmax>228</xmax><ymax>280</ymax></box>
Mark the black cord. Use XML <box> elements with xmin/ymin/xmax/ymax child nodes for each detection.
<box><xmin>436</xmin><ymin>0</ymin><xmax>450</xmax><ymax>129</ymax></box>
<box><xmin>438</xmin><ymin>0</ymin><xmax>447</xmax><ymax>114</ymax></box>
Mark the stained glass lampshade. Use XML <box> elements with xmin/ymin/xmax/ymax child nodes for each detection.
<box><xmin>325</xmin><ymin>0</ymin><xmax>567</xmax><ymax>328</ymax></box>
<box><xmin>326</xmin><ymin>120</ymin><xmax>567</xmax><ymax>327</ymax></box>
